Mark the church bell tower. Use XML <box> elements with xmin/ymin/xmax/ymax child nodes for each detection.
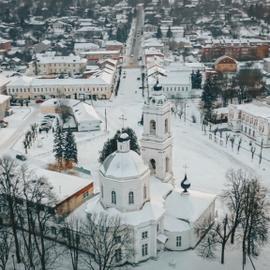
<box><xmin>140</xmin><ymin>81</ymin><xmax>173</xmax><ymax>183</ymax></box>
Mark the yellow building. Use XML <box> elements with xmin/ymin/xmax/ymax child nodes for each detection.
<box><xmin>214</xmin><ymin>55</ymin><xmax>238</xmax><ymax>73</ymax></box>
<box><xmin>0</xmin><ymin>94</ymin><xmax>10</xmax><ymax>120</ymax></box>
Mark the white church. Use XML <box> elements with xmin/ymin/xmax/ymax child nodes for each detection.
<box><xmin>84</xmin><ymin>82</ymin><xmax>216</xmax><ymax>264</ymax></box>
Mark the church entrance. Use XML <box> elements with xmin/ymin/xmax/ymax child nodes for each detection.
<box><xmin>149</xmin><ymin>159</ymin><xmax>156</xmax><ymax>174</ymax></box>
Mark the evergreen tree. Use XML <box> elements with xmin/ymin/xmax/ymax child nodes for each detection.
<box><xmin>64</xmin><ymin>128</ymin><xmax>78</xmax><ymax>168</ymax></box>
<box><xmin>191</xmin><ymin>70</ymin><xmax>202</xmax><ymax>89</ymax></box>
<box><xmin>108</xmin><ymin>26</ymin><xmax>113</xmax><ymax>40</ymax></box>
<box><xmin>99</xmin><ymin>127</ymin><xmax>140</xmax><ymax>163</ymax></box>
<box><xmin>201</xmin><ymin>77</ymin><xmax>218</xmax><ymax>121</ymax></box>
<box><xmin>166</xmin><ymin>26</ymin><xmax>173</xmax><ymax>39</ymax></box>
<box><xmin>116</xmin><ymin>27</ymin><xmax>123</xmax><ymax>42</ymax></box>
<box><xmin>53</xmin><ymin>118</ymin><xmax>64</xmax><ymax>167</ymax></box>
<box><xmin>156</xmin><ymin>25</ymin><xmax>162</xmax><ymax>39</ymax></box>
<box><xmin>195</xmin><ymin>70</ymin><xmax>202</xmax><ymax>89</ymax></box>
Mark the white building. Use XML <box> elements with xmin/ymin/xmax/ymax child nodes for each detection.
<box><xmin>28</xmin><ymin>54</ymin><xmax>87</xmax><ymax>76</ymax></box>
<box><xmin>148</xmin><ymin>66</ymin><xmax>192</xmax><ymax>99</ymax></box>
<box><xmin>0</xmin><ymin>94</ymin><xmax>10</xmax><ymax>120</ymax></box>
<box><xmin>141</xmin><ymin>82</ymin><xmax>174</xmax><ymax>182</ymax></box>
<box><xmin>74</xmin><ymin>43</ymin><xmax>100</xmax><ymax>55</ymax></box>
<box><xmin>70</xmin><ymin>100</ymin><xmax>102</xmax><ymax>132</ymax></box>
<box><xmin>7</xmin><ymin>68</ymin><xmax>115</xmax><ymax>100</ymax></box>
<box><xmin>41</xmin><ymin>99</ymin><xmax>102</xmax><ymax>132</ymax></box>
<box><xmin>228</xmin><ymin>101</ymin><xmax>270</xmax><ymax>148</ymax></box>
<box><xmin>263</xmin><ymin>57</ymin><xmax>270</xmax><ymax>73</ymax></box>
<box><xmin>80</xmin><ymin>84</ymin><xmax>216</xmax><ymax>265</ymax></box>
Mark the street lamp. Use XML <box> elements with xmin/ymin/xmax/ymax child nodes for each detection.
<box><xmin>12</xmin><ymin>254</ymin><xmax>16</xmax><ymax>270</ymax></box>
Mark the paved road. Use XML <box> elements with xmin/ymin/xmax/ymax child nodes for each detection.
<box><xmin>125</xmin><ymin>4</ymin><xmax>144</xmax><ymax>68</ymax></box>
<box><xmin>0</xmin><ymin>106</ymin><xmax>39</xmax><ymax>155</ymax></box>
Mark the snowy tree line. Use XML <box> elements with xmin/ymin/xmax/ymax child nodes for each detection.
<box><xmin>201</xmin><ymin>69</ymin><xmax>264</xmax><ymax>122</ymax></box>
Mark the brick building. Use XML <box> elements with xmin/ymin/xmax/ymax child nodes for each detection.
<box><xmin>0</xmin><ymin>38</ymin><xmax>11</xmax><ymax>52</ymax></box>
<box><xmin>202</xmin><ymin>41</ymin><xmax>269</xmax><ymax>62</ymax></box>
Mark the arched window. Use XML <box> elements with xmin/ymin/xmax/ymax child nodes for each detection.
<box><xmin>165</xmin><ymin>157</ymin><xmax>169</xmax><ymax>173</ymax></box>
<box><xmin>165</xmin><ymin>119</ymin><xmax>169</xmax><ymax>133</ymax></box>
<box><xmin>150</xmin><ymin>120</ymin><xmax>156</xmax><ymax>135</ymax></box>
<box><xmin>129</xmin><ymin>192</ymin><xmax>134</xmax><ymax>204</ymax></box>
<box><xmin>111</xmin><ymin>191</ymin><xmax>116</xmax><ymax>204</ymax></box>
<box><xmin>101</xmin><ymin>185</ymin><xmax>104</xmax><ymax>198</ymax></box>
<box><xmin>150</xmin><ymin>159</ymin><xmax>156</xmax><ymax>174</ymax></box>
<box><xmin>144</xmin><ymin>185</ymin><xmax>147</xmax><ymax>199</ymax></box>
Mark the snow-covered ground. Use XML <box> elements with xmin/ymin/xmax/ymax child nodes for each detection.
<box><xmin>3</xmin><ymin>68</ymin><xmax>270</xmax><ymax>269</ymax></box>
<box><xmin>0</xmin><ymin>106</ymin><xmax>35</xmax><ymax>149</ymax></box>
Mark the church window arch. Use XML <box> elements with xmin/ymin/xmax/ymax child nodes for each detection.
<box><xmin>128</xmin><ymin>192</ymin><xmax>134</xmax><ymax>204</ymax></box>
<box><xmin>111</xmin><ymin>191</ymin><xmax>116</xmax><ymax>204</ymax></box>
<box><xmin>101</xmin><ymin>185</ymin><xmax>104</xmax><ymax>198</ymax></box>
<box><xmin>176</xmin><ymin>236</ymin><xmax>181</xmax><ymax>247</ymax></box>
<box><xmin>150</xmin><ymin>120</ymin><xmax>156</xmax><ymax>135</ymax></box>
<box><xmin>144</xmin><ymin>185</ymin><xmax>147</xmax><ymax>199</ymax></box>
<box><xmin>165</xmin><ymin>118</ymin><xmax>169</xmax><ymax>133</ymax></box>
<box><xmin>150</xmin><ymin>159</ymin><xmax>156</xmax><ymax>174</ymax></box>
<box><xmin>165</xmin><ymin>157</ymin><xmax>169</xmax><ymax>173</ymax></box>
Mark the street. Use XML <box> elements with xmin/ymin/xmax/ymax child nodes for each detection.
<box><xmin>124</xmin><ymin>3</ymin><xmax>144</xmax><ymax>68</ymax></box>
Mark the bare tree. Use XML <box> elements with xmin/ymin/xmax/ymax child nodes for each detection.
<box><xmin>0</xmin><ymin>227</ymin><xmax>12</xmax><ymax>270</ymax></box>
<box><xmin>196</xmin><ymin>214</ymin><xmax>233</xmax><ymax>264</ymax></box>
<box><xmin>14</xmin><ymin>165</ymin><xmax>60</xmax><ymax>270</ymax></box>
<box><xmin>64</xmin><ymin>218</ymin><xmax>81</xmax><ymax>270</ymax></box>
<box><xmin>223</xmin><ymin>169</ymin><xmax>247</xmax><ymax>244</ymax></box>
<box><xmin>197</xmin><ymin>169</ymin><xmax>270</xmax><ymax>268</ymax></box>
<box><xmin>240</xmin><ymin>177</ymin><xmax>270</xmax><ymax>270</ymax></box>
<box><xmin>24</xmin><ymin>175</ymin><xmax>59</xmax><ymax>270</ymax></box>
<box><xmin>81</xmin><ymin>213</ymin><xmax>133</xmax><ymax>270</ymax></box>
<box><xmin>0</xmin><ymin>157</ymin><xmax>22</xmax><ymax>263</ymax></box>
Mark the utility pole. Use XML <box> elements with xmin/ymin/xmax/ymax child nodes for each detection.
<box><xmin>105</xmin><ymin>109</ymin><xmax>108</xmax><ymax>132</ymax></box>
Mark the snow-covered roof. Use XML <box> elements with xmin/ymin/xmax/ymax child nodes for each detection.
<box><xmin>71</xmin><ymin>101</ymin><xmax>102</xmax><ymax>123</ymax></box>
<box><xmin>144</xmin><ymin>38</ymin><xmax>164</xmax><ymax>48</ymax></box>
<box><xmin>148</xmin><ymin>70</ymin><xmax>191</xmax><ymax>86</ymax></box>
<box><xmin>105</xmin><ymin>40</ymin><xmax>123</xmax><ymax>46</ymax></box>
<box><xmin>0</xmin><ymin>75</ymin><xmax>11</xmax><ymax>87</ymax></box>
<box><xmin>100</xmin><ymin>150</ymin><xmax>148</xmax><ymax>180</ymax></box>
<box><xmin>0</xmin><ymin>94</ymin><xmax>10</xmax><ymax>103</ymax></box>
<box><xmin>80</xmin><ymin>50</ymin><xmax>120</xmax><ymax>56</ymax></box>
<box><xmin>36</xmin><ymin>168</ymin><xmax>93</xmax><ymax>203</ymax></box>
<box><xmin>164</xmin><ymin>215</ymin><xmax>190</xmax><ymax>232</ymax></box>
<box><xmin>36</xmin><ymin>55</ymin><xmax>87</xmax><ymax>64</ymax></box>
<box><xmin>214</xmin><ymin>55</ymin><xmax>238</xmax><ymax>65</ymax></box>
<box><xmin>74</xmin><ymin>42</ymin><xmax>100</xmax><ymax>50</ymax></box>
<box><xmin>85</xmin><ymin>196</ymin><xmax>164</xmax><ymax>226</ymax></box>
<box><xmin>231</xmin><ymin>102</ymin><xmax>270</xmax><ymax>121</ymax></box>
<box><xmin>165</xmin><ymin>188</ymin><xmax>216</xmax><ymax>224</ymax></box>
<box><xmin>7</xmin><ymin>75</ymin><xmax>111</xmax><ymax>87</ymax></box>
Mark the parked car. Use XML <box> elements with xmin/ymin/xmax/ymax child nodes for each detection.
<box><xmin>44</xmin><ymin>115</ymin><xmax>55</xmax><ymax>119</ymax></box>
<box><xmin>16</xmin><ymin>154</ymin><xmax>27</xmax><ymax>161</ymax></box>
<box><xmin>0</xmin><ymin>120</ymin><xmax>8</xmax><ymax>128</ymax></box>
<box><xmin>36</xmin><ymin>99</ymin><xmax>44</xmax><ymax>104</ymax></box>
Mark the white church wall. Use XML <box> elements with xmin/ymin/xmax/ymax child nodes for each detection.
<box><xmin>133</xmin><ymin>222</ymin><xmax>158</xmax><ymax>263</ymax></box>
<box><xmin>165</xmin><ymin>229</ymin><xmax>191</xmax><ymax>251</ymax></box>
<box><xmin>100</xmin><ymin>171</ymin><xmax>150</xmax><ymax>212</ymax></box>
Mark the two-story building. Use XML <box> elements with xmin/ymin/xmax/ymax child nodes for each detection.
<box><xmin>228</xmin><ymin>101</ymin><xmax>270</xmax><ymax>148</ymax></box>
